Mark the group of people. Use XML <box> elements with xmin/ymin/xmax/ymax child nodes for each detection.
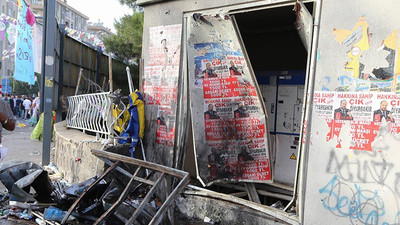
<box><xmin>2</xmin><ymin>92</ymin><xmax>40</xmax><ymax>123</ymax></box>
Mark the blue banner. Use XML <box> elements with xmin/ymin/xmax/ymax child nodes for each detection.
<box><xmin>14</xmin><ymin>1</ymin><xmax>34</xmax><ymax>85</ymax></box>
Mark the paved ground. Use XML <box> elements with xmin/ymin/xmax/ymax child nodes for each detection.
<box><xmin>2</xmin><ymin>117</ymin><xmax>44</xmax><ymax>165</ymax></box>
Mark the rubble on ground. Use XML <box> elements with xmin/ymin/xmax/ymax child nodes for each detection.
<box><xmin>0</xmin><ymin>150</ymin><xmax>189</xmax><ymax>225</ymax></box>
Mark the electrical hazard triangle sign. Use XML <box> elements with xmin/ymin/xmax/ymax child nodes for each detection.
<box><xmin>290</xmin><ymin>153</ymin><xmax>296</xmax><ymax>160</ymax></box>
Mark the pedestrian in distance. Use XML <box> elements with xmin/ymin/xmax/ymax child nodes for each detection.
<box><xmin>9</xmin><ymin>95</ymin><xmax>15</xmax><ymax>116</ymax></box>
<box><xmin>23</xmin><ymin>97</ymin><xmax>32</xmax><ymax>120</ymax></box>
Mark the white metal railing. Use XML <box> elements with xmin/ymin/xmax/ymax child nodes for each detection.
<box><xmin>66</xmin><ymin>92</ymin><xmax>113</xmax><ymax>137</ymax></box>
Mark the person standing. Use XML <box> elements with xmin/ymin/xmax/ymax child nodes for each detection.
<box><xmin>9</xmin><ymin>95</ymin><xmax>14</xmax><ymax>116</ymax></box>
<box><xmin>23</xmin><ymin>97</ymin><xmax>32</xmax><ymax>120</ymax></box>
<box><xmin>15</xmin><ymin>96</ymin><xmax>23</xmax><ymax>118</ymax></box>
<box><xmin>31</xmin><ymin>92</ymin><xmax>40</xmax><ymax>124</ymax></box>
<box><xmin>0</xmin><ymin>97</ymin><xmax>15</xmax><ymax>144</ymax></box>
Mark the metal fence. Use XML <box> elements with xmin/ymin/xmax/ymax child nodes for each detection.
<box><xmin>66</xmin><ymin>92</ymin><xmax>113</xmax><ymax>137</ymax></box>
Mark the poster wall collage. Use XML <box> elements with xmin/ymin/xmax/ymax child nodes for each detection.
<box><xmin>143</xmin><ymin>24</ymin><xmax>182</xmax><ymax>147</ymax></box>
<box><xmin>193</xmin><ymin>39</ymin><xmax>271</xmax><ymax>183</ymax></box>
<box><xmin>315</xmin><ymin>16</ymin><xmax>400</xmax><ymax>152</ymax></box>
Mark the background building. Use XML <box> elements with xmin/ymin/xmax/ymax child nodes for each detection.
<box><xmin>29</xmin><ymin>0</ymin><xmax>89</xmax><ymax>31</ymax></box>
<box><xmin>87</xmin><ymin>20</ymin><xmax>113</xmax><ymax>38</ymax></box>
<box><xmin>0</xmin><ymin>0</ymin><xmax>19</xmax><ymax>94</ymax></box>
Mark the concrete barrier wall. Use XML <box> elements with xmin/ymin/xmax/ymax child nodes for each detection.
<box><xmin>53</xmin><ymin>121</ymin><xmax>104</xmax><ymax>183</ymax></box>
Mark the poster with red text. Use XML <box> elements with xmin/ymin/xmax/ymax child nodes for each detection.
<box><xmin>188</xmin><ymin>15</ymin><xmax>272</xmax><ymax>186</ymax></box>
<box><xmin>315</xmin><ymin>91</ymin><xmax>400</xmax><ymax>151</ymax></box>
<box><xmin>143</xmin><ymin>24</ymin><xmax>181</xmax><ymax>154</ymax></box>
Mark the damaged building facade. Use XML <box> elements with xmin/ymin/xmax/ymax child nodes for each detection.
<box><xmin>131</xmin><ymin>0</ymin><xmax>400</xmax><ymax>224</ymax></box>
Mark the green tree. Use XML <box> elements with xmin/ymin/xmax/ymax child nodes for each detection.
<box><xmin>10</xmin><ymin>73</ymin><xmax>41</xmax><ymax>96</ymax></box>
<box><xmin>103</xmin><ymin>11</ymin><xmax>144</xmax><ymax>62</ymax></box>
<box><xmin>119</xmin><ymin>0</ymin><xmax>137</xmax><ymax>8</ymax></box>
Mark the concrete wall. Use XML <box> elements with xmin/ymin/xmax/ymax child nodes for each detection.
<box><xmin>302</xmin><ymin>0</ymin><xmax>400</xmax><ymax>224</ymax></box>
<box><xmin>53</xmin><ymin>121</ymin><xmax>104</xmax><ymax>183</ymax></box>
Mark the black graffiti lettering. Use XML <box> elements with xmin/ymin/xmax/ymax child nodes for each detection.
<box><xmin>326</xmin><ymin>150</ymin><xmax>393</xmax><ymax>184</ymax></box>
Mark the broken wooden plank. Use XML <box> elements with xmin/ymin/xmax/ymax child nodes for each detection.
<box><xmin>89</xmin><ymin>148</ymin><xmax>190</xmax><ymax>225</ymax></box>
<box><xmin>61</xmin><ymin>161</ymin><xmax>120</xmax><ymax>224</ymax></box>
<box><xmin>93</xmin><ymin>166</ymin><xmax>142</xmax><ymax>225</ymax></box>
<box><xmin>100</xmin><ymin>157</ymin><xmax>155</xmax><ymax>186</ymax></box>
<box><xmin>75</xmin><ymin>68</ymin><xmax>83</xmax><ymax>95</ymax></box>
<box><xmin>125</xmin><ymin>173</ymin><xmax>165</xmax><ymax>224</ymax></box>
<box><xmin>149</xmin><ymin>173</ymin><xmax>190</xmax><ymax>225</ymax></box>
<box><xmin>91</xmin><ymin>149</ymin><xmax>187</xmax><ymax>178</ymax></box>
<box><xmin>82</xmin><ymin>180</ymin><xmax>116</xmax><ymax>215</ymax></box>
<box><xmin>245</xmin><ymin>183</ymin><xmax>261</xmax><ymax>204</ymax></box>
<box><xmin>229</xmin><ymin>192</ymin><xmax>247</xmax><ymax>197</ymax></box>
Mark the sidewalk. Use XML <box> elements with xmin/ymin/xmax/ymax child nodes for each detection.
<box><xmin>2</xmin><ymin>118</ymin><xmax>43</xmax><ymax>165</ymax></box>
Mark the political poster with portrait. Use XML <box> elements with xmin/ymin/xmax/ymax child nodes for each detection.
<box><xmin>314</xmin><ymin>91</ymin><xmax>400</xmax><ymax>151</ymax></box>
<box><xmin>187</xmin><ymin>14</ymin><xmax>272</xmax><ymax>185</ymax></box>
<box><xmin>142</xmin><ymin>24</ymin><xmax>182</xmax><ymax>167</ymax></box>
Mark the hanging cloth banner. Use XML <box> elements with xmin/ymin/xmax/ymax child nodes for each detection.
<box><xmin>33</xmin><ymin>23</ymin><xmax>42</xmax><ymax>74</ymax></box>
<box><xmin>6</xmin><ymin>22</ymin><xmax>17</xmax><ymax>45</ymax></box>
<box><xmin>14</xmin><ymin>0</ymin><xmax>34</xmax><ymax>85</ymax></box>
<box><xmin>0</xmin><ymin>19</ymin><xmax>8</xmax><ymax>41</ymax></box>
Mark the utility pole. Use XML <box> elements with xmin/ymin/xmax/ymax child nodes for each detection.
<box><xmin>41</xmin><ymin>0</ymin><xmax>56</xmax><ymax>165</ymax></box>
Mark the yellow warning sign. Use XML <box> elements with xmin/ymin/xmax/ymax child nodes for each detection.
<box><xmin>290</xmin><ymin>153</ymin><xmax>296</xmax><ymax>160</ymax></box>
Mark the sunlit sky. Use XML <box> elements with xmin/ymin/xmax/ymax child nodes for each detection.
<box><xmin>64</xmin><ymin>0</ymin><xmax>133</xmax><ymax>33</ymax></box>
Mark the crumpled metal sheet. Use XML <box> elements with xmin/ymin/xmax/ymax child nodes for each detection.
<box><xmin>0</xmin><ymin>161</ymin><xmax>53</xmax><ymax>202</ymax></box>
<box><xmin>64</xmin><ymin>176</ymin><xmax>98</xmax><ymax>198</ymax></box>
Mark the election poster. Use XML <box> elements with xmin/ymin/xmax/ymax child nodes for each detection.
<box><xmin>142</xmin><ymin>24</ymin><xmax>182</xmax><ymax>169</ymax></box>
<box><xmin>143</xmin><ymin>24</ymin><xmax>181</xmax><ymax>150</ymax></box>
<box><xmin>33</xmin><ymin>23</ymin><xmax>43</xmax><ymax>74</ymax></box>
<box><xmin>315</xmin><ymin>91</ymin><xmax>400</xmax><ymax>151</ymax></box>
<box><xmin>188</xmin><ymin>15</ymin><xmax>272</xmax><ymax>185</ymax></box>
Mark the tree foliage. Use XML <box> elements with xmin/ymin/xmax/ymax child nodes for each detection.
<box><xmin>103</xmin><ymin>12</ymin><xmax>144</xmax><ymax>62</ymax></box>
<box><xmin>10</xmin><ymin>73</ymin><xmax>41</xmax><ymax>96</ymax></box>
<box><xmin>119</xmin><ymin>0</ymin><xmax>138</xmax><ymax>8</ymax></box>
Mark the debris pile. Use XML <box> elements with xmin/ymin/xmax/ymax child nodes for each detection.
<box><xmin>0</xmin><ymin>150</ymin><xmax>189</xmax><ymax>225</ymax></box>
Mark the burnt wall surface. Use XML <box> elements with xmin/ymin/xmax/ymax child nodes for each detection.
<box><xmin>174</xmin><ymin>190</ymin><xmax>295</xmax><ymax>225</ymax></box>
<box><xmin>141</xmin><ymin>0</ymin><xmax>288</xmax><ymax>175</ymax></box>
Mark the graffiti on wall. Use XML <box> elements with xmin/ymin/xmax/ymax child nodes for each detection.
<box><xmin>309</xmin><ymin>9</ymin><xmax>400</xmax><ymax>224</ymax></box>
<box><xmin>317</xmin><ymin>120</ymin><xmax>400</xmax><ymax>225</ymax></box>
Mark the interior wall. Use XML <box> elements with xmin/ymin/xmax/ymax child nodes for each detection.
<box><xmin>234</xmin><ymin>5</ymin><xmax>309</xmax><ymax>72</ymax></box>
<box><xmin>234</xmin><ymin>5</ymin><xmax>312</xmax><ymax>186</ymax></box>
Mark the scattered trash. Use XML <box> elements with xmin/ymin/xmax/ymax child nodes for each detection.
<box><xmin>270</xmin><ymin>200</ymin><xmax>284</xmax><ymax>210</ymax></box>
<box><xmin>0</xmin><ymin>161</ymin><xmax>53</xmax><ymax>202</ymax></box>
<box><xmin>35</xmin><ymin>217</ymin><xmax>46</xmax><ymax>225</ymax></box>
<box><xmin>17</xmin><ymin>123</ymin><xmax>26</xmax><ymax>127</ymax></box>
<box><xmin>0</xmin><ymin>148</ymin><xmax>191</xmax><ymax>224</ymax></box>
<box><xmin>44</xmin><ymin>206</ymin><xmax>68</xmax><ymax>222</ymax></box>
<box><xmin>29</xmin><ymin>151</ymin><xmax>40</xmax><ymax>156</ymax></box>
